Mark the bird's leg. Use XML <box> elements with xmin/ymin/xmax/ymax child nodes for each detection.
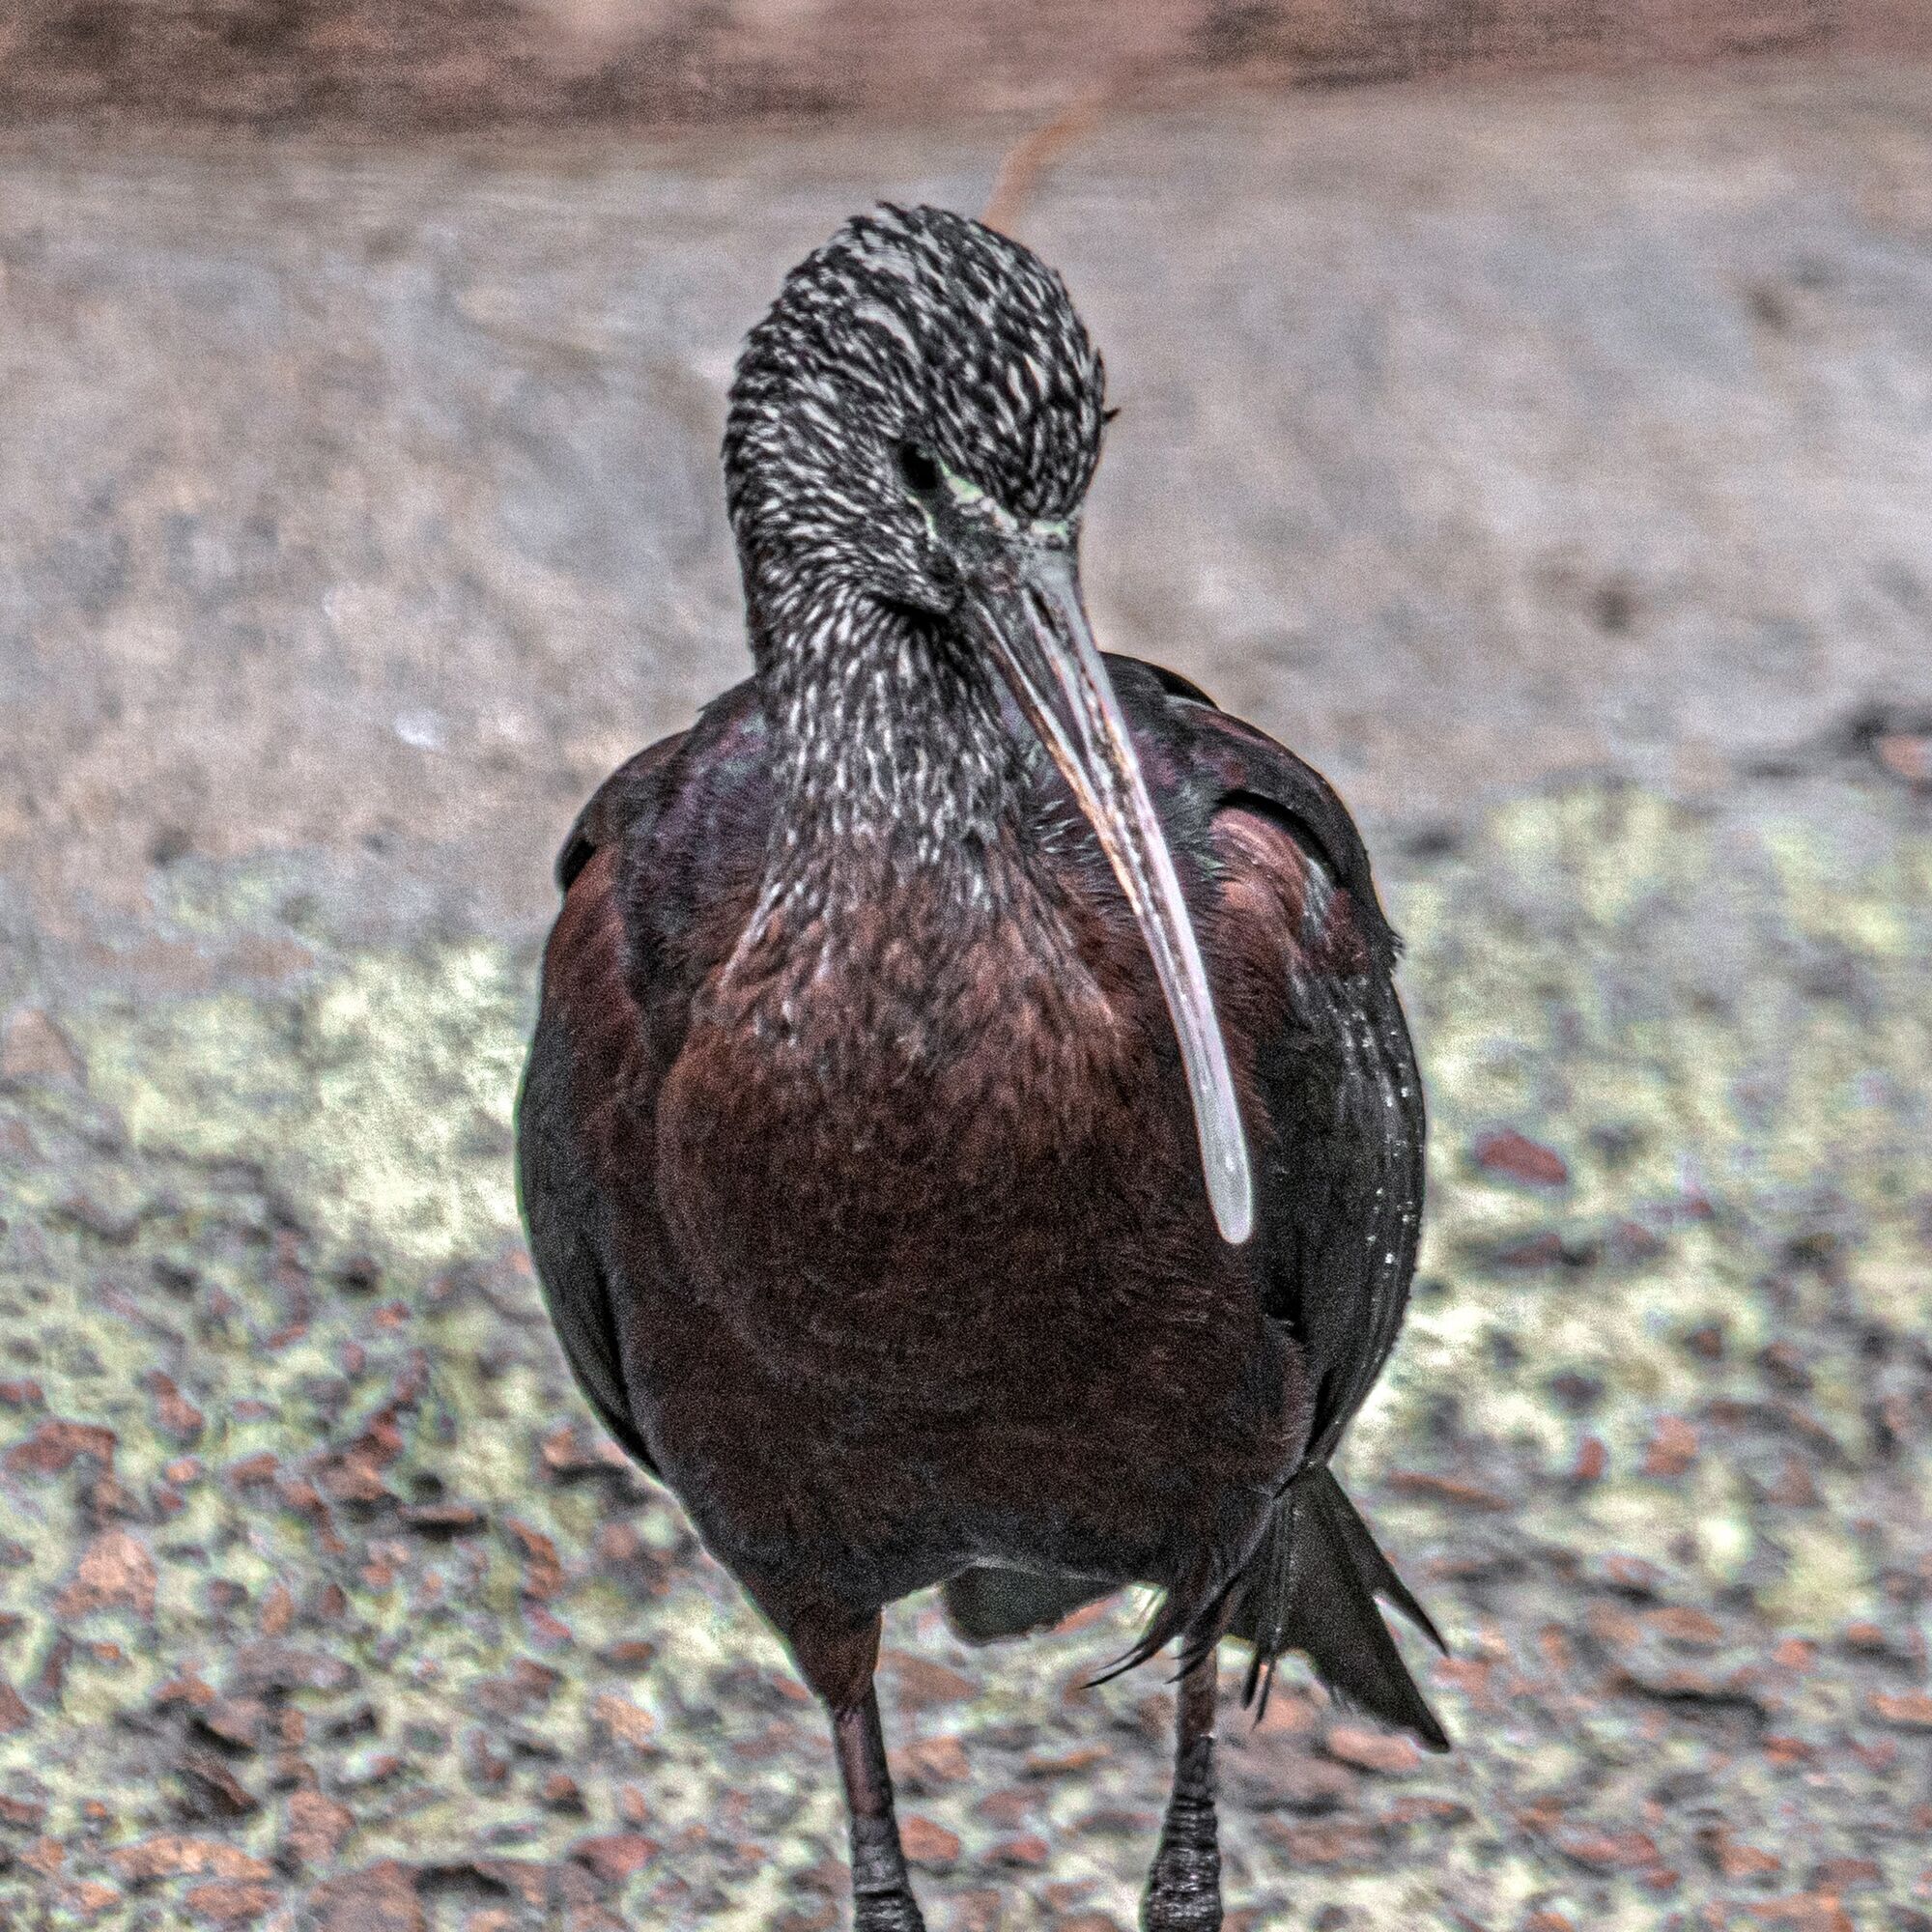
<box><xmin>1140</xmin><ymin>1629</ymin><xmax>1224</xmax><ymax>1932</ymax></box>
<box><xmin>832</xmin><ymin>1683</ymin><xmax>927</xmax><ymax>1932</ymax></box>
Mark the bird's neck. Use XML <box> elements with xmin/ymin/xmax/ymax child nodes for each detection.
<box><xmin>750</xmin><ymin>581</ymin><xmax>1029</xmax><ymax>918</ymax></box>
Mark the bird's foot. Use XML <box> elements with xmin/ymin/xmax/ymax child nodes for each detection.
<box><xmin>1140</xmin><ymin>1843</ymin><xmax>1222</xmax><ymax>1932</ymax></box>
<box><xmin>852</xmin><ymin>1883</ymin><xmax>927</xmax><ymax>1932</ymax></box>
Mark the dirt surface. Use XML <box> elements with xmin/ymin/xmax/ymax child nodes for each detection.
<box><xmin>4</xmin><ymin>58</ymin><xmax>1932</xmax><ymax>1932</ymax></box>
<box><xmin>2</xmin><ymin>0</ymin><xmax>1929</xmax><ymax>135</ymax></box>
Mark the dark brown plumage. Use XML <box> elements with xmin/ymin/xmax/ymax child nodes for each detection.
<box><xmin>517</xmin><ymin>206</ymin><xmax>1445</xmax><ymax>1932</ymax></box>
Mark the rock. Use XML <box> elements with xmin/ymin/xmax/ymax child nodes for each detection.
<box><xmin>399</xmin><ymin>1500</ymin><xmax>485</xmax><ymax>1535</ymax></box>
<box><xmin>183</xmin><ymin>1880</ymin><xmax>275</xmax><ymax>1925</ymax></box>
<box><xmin>990</xmin><ymin>1833</ymin><xmax>1050</xmax><ymax>1867</ymax></box>
<box><xmin>55</xmin><ymin>1529</ymin><xmax>157</xmax><ymax>1618</ymax></box>
<box><xmin>899</xmin><ymin>1815</ymin><xmax>961</xmax><ymax>1872</ymax></box>
<box><xmin>503</xmin><ymin>1520</ymin><xmax>563</xmax><ymax>1600</ymax></box>
<box><xmin>1555</xmin><ymin>1829</ymin><xmax>1660</xmax><ymax>1873</ymax></box>
<box><xmin>146</xmin><ymin>1374</ymin><xmax>206</xmax><ymax>1445</ymax></box>
<box><xmin>1470</xmin><ymin>1127</ymin><xmax>1569</xmax><ymax>1187</ymax></box>
<box><xmin>540</xmin><ymin>1771</ymin><xmax>586</xmax><ymax>1813</ymax></box>
<box><xmin>539</xmin><ymin>1422</ymin><xmax>630</xmax><ymax>1478</ymax></box>
<box><xmin>227</xmin><ymin>1643</ymin><xmax>355</xmax><ymax>1694</ymax></box>
<box><xmin>1322</xmin><ymin>1724</ymin><xmax>1422</xmax><ymax>1776</ymax></box>
<box><xmin>472</xmin><ymin>1659</ymin><xmax>562</xmax><ymax>1719</ymax></box>
<box><xmin>1641</xmin><ymin>1415</ymin><xmax>1699</xmax><ymax>1479</ymax></box>
<box><xmin>177</xmin><ymin>1752</ymin><xmax>259</xmax><ymax>1819</ymax></box>
<box><xmin>0</xmin><ymin>1680</ymin><xmax>30</xmax><ymax>1735</ymax></box>
<box><xmin>193</xmin><ymin>1697</ymin><xmax>266</xmax><ymax>1752</ymax></box>
<box><xmin>1385</xmin><ymin>1469</ymin><xmax>1513</xmax><ymax>1512</ymax></box>
<box><xmin>571</xmin><ymin>1833</ymin><xmax>662</xmax><ymax>1887</ymax></box>
<box><xmin>589</xmin><ymin>1691</ymin><xmax>655</xmax><ymax>1750</ymax></box>
<box><xmin>110</xmin><ymin>1832</ymin><xmax>270</xmax><ymax>1878</ymax></box>
<box><xmin>282</xmin><ymin>1790</ymin><xmax>354</xmax><ymax>1867</ymax></box>
<box><xmin>895</xmin><ymin>1734</ymin><xmax>971</xmax><ymax>1792</ymax></box>
<box><xmin>880</xmin><ymin>1651</ymin><xmax>975</xmax><ymax>1709</ymax></box>
<box><xmin>1868</xmin><ymin>1690</ymin><xmax>1932</xmax><ymax>1730</ymax></box>
<box><xmin>6</xmin><ymin>1420</ymin><xmax>117</xmax><ymax>1476</ymax></box>
<box><xmin>309</xmin><ymin>1861</ymin><xmax>425</xmax><ymax>1932</ymax></box>
<box><xmin>0</xmin><ymin>1008</ymin><xmax>84</xmax><ymax>1084</ymax></box>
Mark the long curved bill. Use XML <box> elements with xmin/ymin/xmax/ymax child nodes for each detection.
<box><xmin>970</xmin><ymin>542</ymin><xmax>1255</xmax><ymax>1246</ymax></box>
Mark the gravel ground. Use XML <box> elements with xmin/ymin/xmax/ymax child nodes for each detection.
<box><xmin>4</xmin><ymin>59</ymin><xmax>1932</xmax><ymax>1932</ymax></box>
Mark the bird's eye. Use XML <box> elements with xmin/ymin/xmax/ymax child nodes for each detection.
<box><xmin>895</xmin><ymin>440</ymin><xmax>942</xmax><ymax>497</ymax></box>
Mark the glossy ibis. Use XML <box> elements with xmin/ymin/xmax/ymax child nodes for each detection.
<box><xmin>518</xmin><ymin>204</ymin><xmax>1446</xmax><ymax>1931</ymax></box>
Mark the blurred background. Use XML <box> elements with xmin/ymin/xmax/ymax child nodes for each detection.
<box><xmin>4</xmin><ymin>5</ymin><xmax>1932</xmax><ymax>1928</ymax></box>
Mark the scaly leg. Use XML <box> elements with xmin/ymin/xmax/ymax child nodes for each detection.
<box><xmin>1140</xmin><ymin>1630</ymin><xmax>1224</xmax><ymax>1932</ymax></box>
<box><xmin>832</xmin><ymin>1682</ymin><xmax>927</xmax><ymax>1932</ymax></box>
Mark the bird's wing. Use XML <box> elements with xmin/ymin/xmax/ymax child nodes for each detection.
<box><xmin>520</xmin><ymin>666</ymin><xmax>774</xmax><ymax>1449</ymax></box>
<box><xmin>1103</xmin><ymin>657</ymin><xmax>1424</xmax><ymax>1465</ymax></box>
<box><xmin>518</xmin><ymin>735</ymin><xmax>694</xmax><ymax>1479</ymax></box>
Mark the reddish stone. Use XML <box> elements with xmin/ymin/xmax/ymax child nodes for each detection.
<box><xmin>1570</xmin><ymin>1435</ymin><xmax>1607</xmax><ymax>1483</ymax></box>
<box><xmin>223</xmin><ymin>1453</ymin><xmax>279</xmax><ymax>1490</ymax></box>
<box><xmin>146</xmin><ymin>1374</ymin><xmax>206</xmax><ymax>1445</ymax></box>
<box><xmin>1023</xmin><ymin>1744</ymin><xmax>1107</xmax><ymax>1777</ymax></box>
<box><xmin>228</xmin><ymin>1643</ymin><xmax>354</xmax><ymax>1694</ymax></box>
<box><xmin>540</xmin><ymin>1423</ymin><xmax>630</xmax><ymax>1477</ymax></box>
<box><xmin>1641</xmin><ymin>1415</ymin><xmax>1699</xmax><ymax>1479</ymax></box>
<box><xmin>1386</xmin><ymin>1470</ymin><xmax>1512</xmax><ymax>1512</ymax></box>
<box><xmin>541</xmin><ymin>1772</ymin><xmax>586</xmax><ymax>1812</ymax></box>
<box><xmin>1700</xmin><ymin>1826</ymin><xmax>1781</xmax><ymax>1881</ymax></box>
<box><xmin>1259</xmin><ymin>1818</ymin><xmax>1378</xmax><ymax>1867</ymax></box>
<box><xmin>0</xmin><ymin>1008</ymin><xmax>84</xmax><ymax>1083</ymax></box>
<box><xmin>1747</xmin><ymin>1894</ymin><xmax>1855</xmax><ymax>1932</ymax></box>
<box><xmin>1556</xmin><ymin>1829</ymin><xmax>1659</xmax><ymax>1873</ymax></box>
<box><xmin>56</xmin><ymin>1528</ymin><xmax>156</xmax><ymax>1618</ymax></box>
<box><xmin>0</xmin><ymin>1794</ymin><xmax>46</xmax><ymax>1830</ymax></box>
<box><xmin>1874</xmin><ymin>730</ymin><xmax>1932</xmax><ymax>785</ymax></box>
<box><xmin>184</xmin><ymin>1880</ymin><xmax>275</xmax><ymax>1925</ymax></box>
<box><xmin>0</xmin><ymin>1679</ymin><xmax>29</xmax><ymax>1735</ymax></box>
<box><xmin>572</xmin><ymin>1833</ymin><xmax>662</xmax><ymax>1886</ymax></box>
<box><xmin>880</xmin><ymin>1650</ymin><xmax>974</xmax><ymax>1709</ymax></box>
<box><xmin>6</xmin><ymin>1419</ymin><xmax>116</xmax><ymax>1475</ymax></box>
<box><xmin>900</xmin><ymin>1815</ymin><xmax>961</xmax><ymax>1871</ymax></box>
<box><xmin>0</xmin><ymin>1379</ymin><xmax>45</xmax><ymax>1412</ymax></box>
<box><xmin>1869</xmin><ymin>1690</ymin><xmax>1932</xmax><ymax>1729</ymax></box>
<box><xmin>504</xmin><ymin>1520</ymin><xmax>564</xmax><ymax>1600</ymax></box>
<box><xmin>599</xmin><ymin>1639</ymin><xmax>657</xmax><ymax>1673</ymax></box>
<box><xmin>195</xmin><ymin>1697</ymin><xmax>265</xmax><ymax>1751</ymax></box>
<box><xmin>258</xmin><ymin>1582</ymin><xmax>295</xmax><ymax>1638</ymax></box>
<box><xmin>309</xmin><ymin>1861</ymin><xmax>425</xmax><ymax>1932</ymax></box>
<box><xmin>1812</xmin><ymin>1859</ymin><xmax>1880</xmax><ymax>1889</ymax></box>
<box><xmin>283</xmin><ymin>1790</ymin><xmax>354</xmax><ymax>1866</ymax></box>
<box><xmin>66</xmin><ymin>1879</ymin><xmax>120</xmax><ymax>1919</ymax></box>
<box><xmin>1323</xmin><ymin>1723</ymin><xmax>1421</xmax><ymax>1775</ymax></box>
<box><xmin>400</xmin><ymin>1500</ymin><xmax>485</xmax><ymax>1535</ymax></box>
<box><xmin>1646</xmin><ymin>1606</ymin><xmax>1723</xmax><ymax>1648</ymax></box>
<box><xmin>111</xmin><ymin>1835</ymin><xmax>273</xmax><ymax>1884</ymax></box>
<box><xmin>1472</xmin><ymin>1127</ymin><xmax>1569</xmax><ymax>1187</ymax></box>
<box><xmin>1492</xmin><ymin>1231</ymin><xmax>1568</xmax><ymax>1269</ymax></box>
<box><xmin>991</xmin><ymin>1833</ymin><xmax>1050</xmax><ymax>1867</ymax></box>
<box><xmin>590</xmin><ymin>1691</ymin><xmax>655</xmax><ymax>1748</ymax></box>
<box><xmin>178</xmin><ymin>1752</ymin><xmax>259</xmax><ymax>1818</ymax></box>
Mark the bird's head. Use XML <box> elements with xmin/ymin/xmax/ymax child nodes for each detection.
<box><xmin>724</xmin><ymin>202</ymin><xmax>1106</xmax><ymax>620</ymax></box>
<box><xmin>724</xmin><ymin>205</ymin><xmax>1252</xmax><ymax>1245</ymax></box>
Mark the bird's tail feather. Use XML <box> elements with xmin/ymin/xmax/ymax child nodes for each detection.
<box><xmin>1226</xmin><ymin>1463</ymin><xmax>1449</xmax><ymax>1750</ymax></box>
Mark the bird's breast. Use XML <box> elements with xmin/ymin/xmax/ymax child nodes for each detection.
<box><xmin>654</xmin><ymin>856</ymin><xmax>1217</xmax><ymax>1335</ymax></box>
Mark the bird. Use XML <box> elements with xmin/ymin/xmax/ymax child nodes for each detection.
<box><xmin>516</xmin><ymin>202</ymin><xmax>1447</xmax><ymax>1932</ymax></box>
